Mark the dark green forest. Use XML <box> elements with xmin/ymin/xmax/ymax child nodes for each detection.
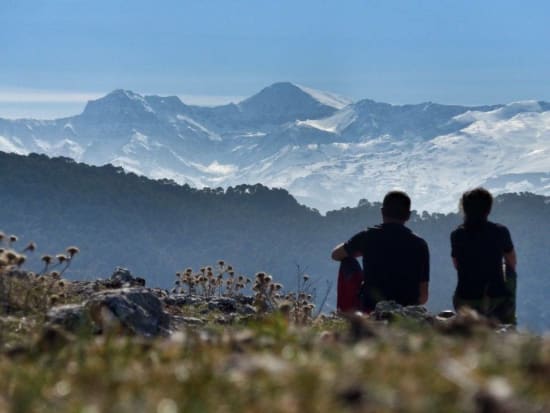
<box><xmin>0</xmin><ymin>152</ymin><xmax>548</xmax><ymax>330</ymax></box>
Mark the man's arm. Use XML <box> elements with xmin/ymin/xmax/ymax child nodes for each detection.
<box><xmin>418</xmin><ymin>240</ymin><xmax>430</xmax><ymax>305</ymax></box>
<box><xmin>418</xmin><ymin>281</ymin><xmax>429</xmax><ymax>305</ymax></box>
<box><xmin>504</xmin><ymin>249</ymin><xmax>517</xmax><ymax>271</ymax></box>
<box><xmin>452</xmin><ymin>257</ymin><xmax>458</xmax><ymax>270</ymax></box>
<box><xmin>331</xmin><ymin>243</ymin><xmax>349</xmax><ymax>261</ymax></box>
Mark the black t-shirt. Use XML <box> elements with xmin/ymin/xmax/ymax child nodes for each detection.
<box><xmin>451</xmin><ymin>221</ymin><xmax>514</xmax><ymax>299</ymax></box>
<box><xmin>344</xmin><ymin>223</ymin><xmax>430</xmax><ymax>309</ymax></box>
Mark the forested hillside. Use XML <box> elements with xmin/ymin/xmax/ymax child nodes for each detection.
<box><xmin>1</xmin><ymin>152</ymin><xmax>548</xmax><ymax>330</ymax></box>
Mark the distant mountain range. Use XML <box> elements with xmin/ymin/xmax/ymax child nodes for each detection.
<box><xmin>1</xmin><ymin>82</ymin><xmax>549</xmax><ymax>212</ymax></box>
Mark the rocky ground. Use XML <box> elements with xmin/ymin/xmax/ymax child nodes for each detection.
<box><xmin>0</xmin><ymin>267</ymin><xmax>549</xmax><ymax>413</ymax></box>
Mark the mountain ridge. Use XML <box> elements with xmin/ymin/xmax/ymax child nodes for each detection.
<box><xmin>1</xmin><ymin>82</ymin><xmax>549</xmax><ymax>213</ymax></box>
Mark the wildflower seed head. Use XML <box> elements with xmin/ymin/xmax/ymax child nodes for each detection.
<box><xmin>56</xmin><ymin>254</ymin><xmax>68</xmax><ymax>264</ymax></box>
<box><xmin>66</xmin><ymin>246</ymin><xmax>80</xmax><ymax>257</ymax></box>
<box><xmin>16</xmin><ymin>255</ymin><xmax>26</xmax><ymax>267</ymax></box>
<box><xmin>50</xmin><ymin>271</ymin><xmax>60</xmax><ymax>279</ymax></box>
<box><xmin>9</xmin><ymin>235</ymin><xmax>17</xmax><ymax>243</ymax></box>
<box><xmin>256</xmin><ymin>272</ymin><xmax>266</xmax><ymax>280</ymax></box>
<box><xmin>24</xmin><ymin>242</ymin><xmax>37</xmax><ymax>252</ymax></box>
<box><xmin>41</xmin><ymin>255</ymin><xmax>53</xmax><ymax>264</ymax></box>
<box><xmin>218</xmin><ymin>260</ymin><xmax>225</xmax><ymax>267</ymax></box>
<box><xmin>6</xmin><ymin>251</ymin><xmax>17</xmax><ymax>262</ymax></box>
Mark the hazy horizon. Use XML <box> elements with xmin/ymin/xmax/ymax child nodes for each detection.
<box><xmin>2</xmin><ymin>0</ymin><xmax>550</xmax><ymax>118</ymax></box>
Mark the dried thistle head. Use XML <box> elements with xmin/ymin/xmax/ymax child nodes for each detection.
<box><xmin>66</xmin><ymin>246</ymin><xmax>80</xmax><ymax>257</ymax></box>
<box><xmin>9</xmin><ymin>235</ymin><xmax>17</xmax><ymax>244</ymax></box>
<box><xmin>5</xmin><ymin>250</ymin><xmax>17</xmax><ymax>263</ymax></box>
<box><xmin>16</xmin><ymin>254</ymin><xmax>26</xmax><ymax>267</ymax></box>
<box><xmin>56</xmin><ymin>254</ymin><xmax>68</xmax><ymax>264</ymax></box>
<box><xmin>41</xmin><ymin>255</ymin><xmax>53</xmax><ymax>265</ymax></box>
<box><xmin>50</xmin><ymin>271</ymin><xmax>60</xmax><ymax>279</ymax></box>
<box><xmin>23</xmin><ymin>242</ymin><xmax>37</xmax><ymax>252</ymax></box>
<box><xmin>218</xmin><ymin>260</ymin><xmax>225</xmax><ymax>267</ymax></box>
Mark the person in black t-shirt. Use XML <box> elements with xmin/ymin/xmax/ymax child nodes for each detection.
<box><xmin>451</xmin><ymin>188</ymin><xmax>517</xmax><ymax>324</ymax></box>
<box><xmin>331</xmin><ymin>191</ymin><xmax>430</xmax><ymax>312</ymax></box>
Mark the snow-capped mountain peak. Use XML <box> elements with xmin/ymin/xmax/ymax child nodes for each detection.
<box><xmin>0</xmin><ymin>84</ymin><xmax>549</xmax><ymax>213</ymax></box>
<box><xmin>81</xmin><ymin>89</ymin><xmax>156</xmax><ymax>121</ymax></box>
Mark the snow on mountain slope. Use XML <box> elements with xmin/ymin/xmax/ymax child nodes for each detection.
<box><xmin>240</xmin><ymin>104</ymin><xmax>550</xmax><ymax>212</ymax></box>
<box><xmin>0</xmin><ymin>84</ymin><xmax>549</xmax><ymax>213</ymax></box>
<box><xmin>0</xmin><ymin>135</ymin><xmax>27</xmax><ymax>154</ymax></box>
<box><xmin>297</xmin><ymin>106</ymin><xmax>357</xmax><ymax>133</ymax></box>
<box><xmin>294</xmin><ymin>84</ymin><xmax>352</xmax><ymax>110</ymax></box>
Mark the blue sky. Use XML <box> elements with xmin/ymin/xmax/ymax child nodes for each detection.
<box><xmin>1</xmin><ymin>0</ymin><xmax>549</xmax><ymax>118</ymax></box>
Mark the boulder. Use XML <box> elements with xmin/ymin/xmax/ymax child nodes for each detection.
<box><xmin>47</xmin><ymin>288</ymin><xmax>171</xmax><ymax>337</ymax></box>
<box><xmin>46</xmin><ymin>303</ymin><xmax>93</xmax><ymax>333</ymax></box>
<box><xmin>87</xmin><ymin>288</ymin><xmax>170</xmax><ymax>337</ymax></box>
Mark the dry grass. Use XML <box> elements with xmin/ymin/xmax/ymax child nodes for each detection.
<box><xmin>0</xmin><ymin>313</ymin><xmax>548</xmax><ymax>413</ymax></box>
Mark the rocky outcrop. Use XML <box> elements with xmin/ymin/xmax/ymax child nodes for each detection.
<box><xmin>47</xmin><ymin>287</ymin><xmax>170</xmax><ymax>337</ymax></box>
<box><xmin>371</xmin><ymin>301</ymin><xmax>434</xmax><ymax>323</ymax></box>
<box><xmin>87</xmin><ymin>288</ymin><xmax>170</xmax><ymax>337</ymax></box>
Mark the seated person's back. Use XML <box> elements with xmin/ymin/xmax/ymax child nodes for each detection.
<box><xmin>332</xmin><ymin>191</ymin><xmax>430</xmax><ymax>311</ymax></box>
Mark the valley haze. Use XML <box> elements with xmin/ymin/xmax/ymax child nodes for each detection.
<box><xmin>1</xmin><ymin>82</ymin><xmax>549</xmax><ymax>213</ymax></box>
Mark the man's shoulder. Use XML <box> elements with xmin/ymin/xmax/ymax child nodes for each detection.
<box><xmin>409</xmin><ymin>230</ymin><xmax>428</xmax><ymax>248</ymax></box>
<box><xmin>487</xmin><ymin>221</ymin><xmax>509</xmax><ymax>231</ymax></box>
<box><xmin>365</xmin><ymin>224</ymin><xmax>383</xmax><ymax>233</ymax></box>
<box><xmin>487</xmin><ymin>221</ymin><xmax>512</xmax><ymax>240</ymax></box>
<box><xmin>451</xmin><ymin>225</ymin><xmax>466</xmax><ymax>239</ymax></box>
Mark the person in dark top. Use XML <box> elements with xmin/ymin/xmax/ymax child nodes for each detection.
<box><xmin>451</xmin><ymin>188</ymin><xmax>517</xmax><ymax>324</ymax></box>
<box><xmin>331</xmin><ymin>191</ymin><xmax>430</xmax><ymax>312</ymax></box>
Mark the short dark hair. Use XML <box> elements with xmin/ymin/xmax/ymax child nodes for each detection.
<box><xmin>460</xmin><ymin>187</ymin><xmax>493</xmax><ymax>222</ymax></box>
<box><xmin>382</xmin><ymin>191</ymin><xmax>411</xmax><ymax>221</ymax></box>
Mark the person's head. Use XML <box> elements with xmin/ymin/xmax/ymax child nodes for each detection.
<box><xmin>381</xmin><ymin>191</ymin><xmax>411</xmax><ymax>223</ymax></box>
<box><xmin>460</xmin><ymin>187</ymin><xmax>493</xmax><ymax>224</ymax></box>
